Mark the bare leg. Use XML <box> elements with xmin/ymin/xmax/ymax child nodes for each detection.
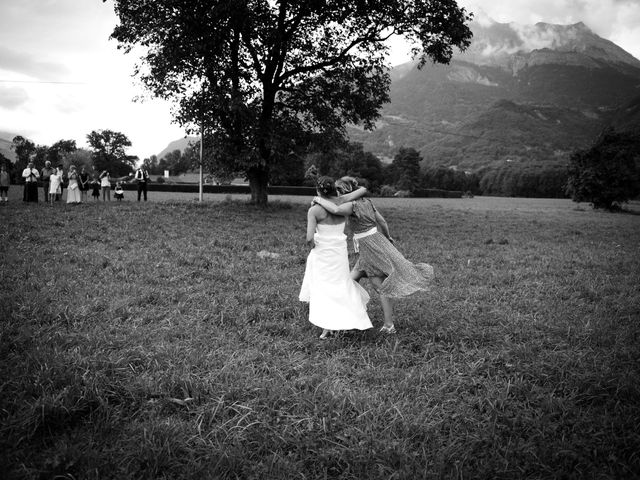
<box><xmin>350</xmin><ymin>268</ymin><xmax>366</xmax><ymax>282</ymax></box>
<box><xmin>320</xmin><ymin>329</ymin><xmax>330</xmax><ymax>339</ymax></box>
<box><xmin>369</xmin><ymin>276</ymin><xmax>394</xmax><ymax>330</ymax></box>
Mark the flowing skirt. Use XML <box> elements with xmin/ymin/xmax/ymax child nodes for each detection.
<box><xmin>299</xmin><ymin>229</ymin><xmax>372</xmax><ymax>331</ymax></box>
<box><xmin>354</xmin><ymin>232</ymin><xmax>434</xmax><ymax>298</ymax></box>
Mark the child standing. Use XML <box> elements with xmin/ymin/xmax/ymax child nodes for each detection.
<box><xmin>49</xmin><ymin>168</ymin><xmax>62</xmax><ymax>204</ymax></box>
<box><xmin>91</xmin><ymin>176</ymin><xmax>101</xmax><ymax>201</ymax></box>
<box><xmin>114</xmin><ymin>181</ymin><xmax>124</xmax><ymax>201</ymax></box>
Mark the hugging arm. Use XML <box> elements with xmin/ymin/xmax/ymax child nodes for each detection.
<box><xmin>334</xmin><ymin>187</ymin><xmax>367</xmax><ymax>204</ymax></box>
<box><xmin>313</xmin><ymin>196</ymin><xmax>354</xmax><ymax>216</ymax></box>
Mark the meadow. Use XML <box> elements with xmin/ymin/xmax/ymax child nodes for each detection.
<box><xmin>1</xmin><ymin>190</ymin><xmax>639</xmax><ymax>479</ymax></box>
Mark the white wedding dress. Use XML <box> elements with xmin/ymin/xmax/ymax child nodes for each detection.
<box><xmin>299</xmin><ymin>222</ymin><xmax>372</xmax><ymax>331</ymax></box>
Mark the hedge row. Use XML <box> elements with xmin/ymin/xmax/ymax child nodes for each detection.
<box><xmin>119</xmin><ymin>183</ymin><xmax>316</xmax><ymax>195</ymax></box>
<box><xmin>119</xmin><ymin>183</ymin><xmax>462</xmax><ymax>198</ymax></box>
<box><xmin>413</xmin><ymin>188</ymin><xmax>463</xmax><ymax>198</ymax></box>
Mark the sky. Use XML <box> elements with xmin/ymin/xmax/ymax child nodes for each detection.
<box><xmin>1</xmin><ymin>0</ymin><xmax>639</xmax><ymax>160</ymax></box>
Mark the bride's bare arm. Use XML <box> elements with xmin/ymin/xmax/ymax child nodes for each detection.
<box><xmin>306</xmin><ymin>208</ymin><xmax>318</xmax><ymax>246</ymax></box>
<box><xmin>313</xmin><ymin>196</ymin><xmax>354</xmax><ymax>216</ymax></box>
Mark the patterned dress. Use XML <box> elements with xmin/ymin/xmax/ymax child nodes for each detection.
<box><xmin>349</xmin><ymin>198</ymin><xmax>434</xmax><ymax>298</ymax></box>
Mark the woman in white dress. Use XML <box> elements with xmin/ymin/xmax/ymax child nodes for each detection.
<box><xmin>66</xmin><ymin>165</ymin><xmax>82</xmax><ymax>204</ymax></box>
<box><xmin>299</xmin><ymin>177</ymin><xmax>372</xmax><ymax>339</ymax></box>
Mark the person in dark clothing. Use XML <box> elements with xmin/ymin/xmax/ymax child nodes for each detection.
<box><xmin>134</xmin><ymin>166</ymin><xmax>150</xmax><ymax>201</ymax></box>
<box><xmin>41</xmin><ymin>161</ymin><xmax>55</xmax><ymax>201</ymax></box>
<box><xmin>22</xmin><ymin>161</ymin><xmax>40</xmax><ymax>202</ymax></box>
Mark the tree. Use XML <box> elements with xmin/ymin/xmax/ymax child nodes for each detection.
<box><xmin>31</xmin><ymin>145</ymin><xmax>50</xmax><ymax>170</ymax></box>
<box><xmin>108</xmin><ymin>0</ymin><xmax>473</xmax><ymax>205</ymax></box>
<box><xmin>144</xmin><ymin>155</ymin><xmax>160</xmax><ymax>175</ymax></box>
<box><xmin>391</xmin><ymin>147</ymin><xmax>421</xmax><ymax>192</ymax></box>
<box><xmin>48</xmin><ymin>139</ymin><xmax>77</xmax><ymax>167</ymax></box>
<box><xmin>64</xmin><ymin>149</ymin><xmax>94</xmax><ymax>173</ymax></box>
<box><xmin>158</xmin><ymin>148</ymin><xmax>195</xmax><ymax>176</ymax></box>
<box><xmin>566</xmin><ymin>129</ymin><xmax>640</xmax><ymax>210</ymax></box>
<box><xmin>11</xmin><ymin>136</ymin><xmax>36</xmax><ymax>172</ymax></box>
<box><xmin>306</xmin><ymin>141</ymin><xmax>384</xmax><ymax>190</ymax></box>
<box><xmin>86</xmin><ymin>129</ymin><xmax>135</xmax><ymax>177</ymax></box>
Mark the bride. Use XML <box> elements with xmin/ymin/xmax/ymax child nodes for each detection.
<box><xmin>299</xmin><ymin>176</ymin><xmax>372</xmax><ymax>339</ymax></box>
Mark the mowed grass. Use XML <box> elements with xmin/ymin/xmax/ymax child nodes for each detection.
<box><xmin>1</xmin><ymin>190</ymin><xmax>639</xmax><ymax>479</ymax></box>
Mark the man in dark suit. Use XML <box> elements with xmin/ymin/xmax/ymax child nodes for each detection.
<box><xmin>135</xmin><ymin>166</ymin><xmax>150</xmax><ymax>201</ymax></box>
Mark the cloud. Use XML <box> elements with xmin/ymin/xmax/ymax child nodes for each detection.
<box><xmin>509</xmin><ymin>23</ymin><xmax>581</xmax><ymax>52</ymax></box>
<box><xmin>461</xmin><ymin>0</ymin><xmax>640</xmax><ymax>60</ymax></box>
<box><xmin>0</xmin><ymin>85</ymin><xmax>29</xmax><ymax>109</ymax></box>
<box><xmin>0</xmin><ymin>46</ymin><xmax>70</xmax><ymax>81</ymax></box>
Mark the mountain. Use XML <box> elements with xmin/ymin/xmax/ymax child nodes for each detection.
<box><xmin>0</xmin><ymin>131</ymin><xmax>18</xmax><ymax>162</ymax></box>
<box><xmin>610</xmin><ymin>95</ymin><xmax>640</xmax><ymax>135</ymax></box>
<box><xmin>349</xmin><ymin>18</ymin><xmax>640</xmax><ymax>170</ymax></box>
<box><xmin>156</xmin><ymin>136</ymin><xmax>198</xmax><ymax>159</ymax></box>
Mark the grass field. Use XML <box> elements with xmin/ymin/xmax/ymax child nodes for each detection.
<box><xmin>1</xmin><ymin>189</ymin><xmax>639</xmax><ymax>479</ymax></box>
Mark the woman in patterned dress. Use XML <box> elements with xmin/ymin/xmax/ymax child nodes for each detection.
<box><xmin>313</xmin><ymin>177</ymin><xmax>434</xmax><ymax>333</ymax></box>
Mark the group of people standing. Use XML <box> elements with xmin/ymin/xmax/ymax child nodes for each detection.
<box><xmin>15</xmin><ymin>161</ymin><xmax>151</xmax><ymax>204</ymax></box>
<box><xmin>299</xmin><ymin>175</ymin><xmax>434</xmax><ymax>338</ymax></box>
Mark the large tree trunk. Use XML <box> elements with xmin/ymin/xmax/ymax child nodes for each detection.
<box><xmin>247</xmin><ymin>165</ymin><xmax>269</xmax><ymax>205</ymax></box>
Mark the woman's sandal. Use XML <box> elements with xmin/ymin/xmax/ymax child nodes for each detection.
<box><xmin>380</xmin><ymin>325</ymin><xmax>396</xmax><ymax>334</ymax></box>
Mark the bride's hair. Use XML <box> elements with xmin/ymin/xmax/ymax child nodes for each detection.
<box><xmin>335</xmin><ymin>176</ymin><xmax>358</xmax><ymax>195</ymax></box>
<box><xmin>316</xmin><ymin>176</ymin><xmax>336</xmax><ymax>197</ymax></box>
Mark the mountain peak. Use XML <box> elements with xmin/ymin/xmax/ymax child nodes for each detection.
<box><xmin>456</xmin><ymin>17</ymin><xmax>640</xmax><ymax>72</ymax></box>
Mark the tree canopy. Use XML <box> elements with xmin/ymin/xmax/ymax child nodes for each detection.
<box><xmin>107</xmin><ymin>0</ymin><xmax>473</xmax><ymax>204</ymax></box>
<box><xmin>566</xmin><ymin>129</ymin><xmax>640</xmax><ymax>210</ymax></box>
<box><xmin>11</xmin><ymin>136</ymin><xmax>36</xmax><ymax>172</ymax></box>
<box><xmin>87</xmin><ymin>129</ymin><xmax>135</xmax><ymax>177</ymax></box>
<box><xmin>390</xmin><ymin>147</ymin><xmax>421</xmax><ymax>192</ymax></box>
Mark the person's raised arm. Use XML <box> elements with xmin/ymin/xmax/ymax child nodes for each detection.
<box><xmin>334</xmin><ymin>186</ymin><xmax>367</xmax><ymax>204</ymax></box>
<box><xmin>313</xmin><ymin>196</ymin><xmax>354</xmax><ymax>216</ymax></box>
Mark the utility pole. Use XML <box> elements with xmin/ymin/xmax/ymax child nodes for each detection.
<box><xmin>199</xmin><ymin>120</ymin><xmax>204</xmax><ymax>202</ymax></box>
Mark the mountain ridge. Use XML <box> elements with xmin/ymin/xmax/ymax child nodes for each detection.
<box><xmin>349</xmin><ymin>17</ymin><xmax>640</xmax><ymax>170</ymax></box>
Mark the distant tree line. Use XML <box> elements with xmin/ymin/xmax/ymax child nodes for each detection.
<box><xmin>144</xmin><ymin>146</ymin><xmax>198</xmax><ymax>178</ymax></box>
<box><xmin>5</xmin><ymin>127</ymin><xmax>636</xmax><ymax>205</ymax></box>
<box><xmin>293</xmin><ymin>143</ymin><xmax>571</xmax><ymax>198</ymax></box>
